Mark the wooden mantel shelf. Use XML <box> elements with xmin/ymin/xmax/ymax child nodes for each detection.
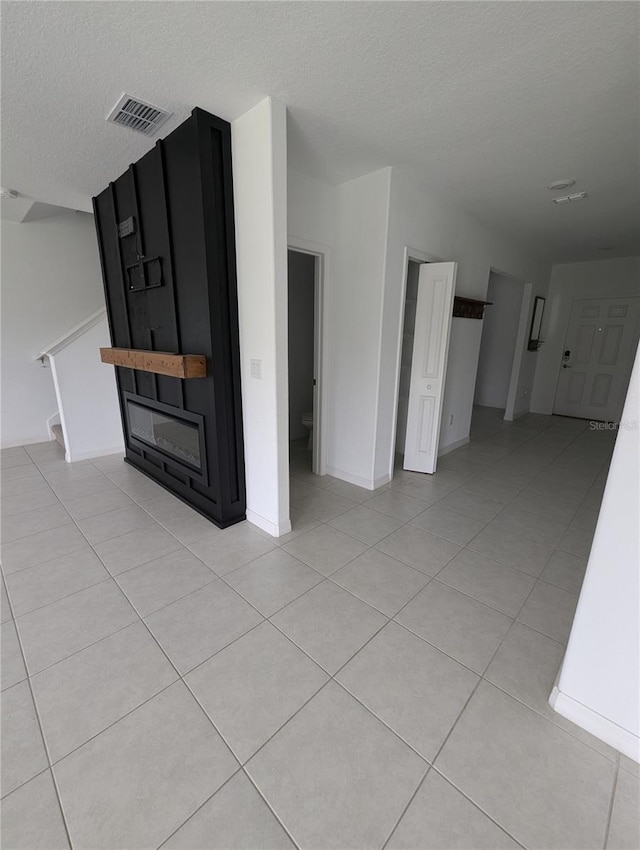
<box><xmin>100</xmin><ymin>347</ymin><xmax>207</xmax><ymax>378</ymax></box>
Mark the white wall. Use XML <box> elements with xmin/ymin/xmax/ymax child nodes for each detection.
<box><xmin>288</xmin><ymin>250</ymin><xmax>315</xmax><ymax>440</ymax></box>
<box><xmin>328</xmin><ymin>167</ymin><xmax>392</xmax><ymax>487</ymax></box>
<box><xmin>50</xmin><ymin>317</ymin><xmax>123</xmax><ymax>461</ymax></box>
<box><xmin>550</xmin><ymin>345</ymin><xmax>640</xmax><ymax>762</ymax></box>
<box><xmin>287</xmin><ymin>165</ymin><xmax>550</xmax><ymax>489</ymax></box>
<box><xmin>1</xmin><ymin>212</ymin><xmax>105</xmax><ymax>447</ymax></box>
<box><xmin>233</xmin><ymin>97</ymin><xmax>290</xmax><ymax>536</ymax></box>
<box><xmin>531</xmin><ymin>256</ymin><xmax>640</xmax><ymax>414</ymax></box>
<box><xmin>288</xmin><ymin>167</ymin><xmax>393</xmax><ymax>487</ymax></box>
<box><xmin>375</xmin><ymin>168</ymin><xmax>550</xmax><ymax>482</ymax></box>
<box><xmin>287</xmin><ymin>169</ymin><xmax>337</xmax><ymax>479</ymax></box>
<box><xmin>474</xmin><ymin>272</ymin><xmax>524</xmax><ymax>409</ymax></box>
<box><xmin>288</xmin><ymin>170</ymin><xmax>336</xmax><ymax>250</ymax></box>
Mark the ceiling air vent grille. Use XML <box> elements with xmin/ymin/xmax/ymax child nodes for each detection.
<box><xmin>106</xmin><ymin>94</ymin><xmax>172</xmax><ymax>136</ymax></box>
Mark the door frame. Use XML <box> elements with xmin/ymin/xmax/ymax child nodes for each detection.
<box><xmin>287</xmin><ymin>237</ymin><xmax>329</xmax><ymax>476</ymax></box>
<box><xmin>504</xmin><ymin>280</ymin><xmax>533</xmax><ymax>422</ymax></box>
<box><xmin>388</xmin><ymin>245</ymin><xmax>443</xmax><ymax>481</ymax></box>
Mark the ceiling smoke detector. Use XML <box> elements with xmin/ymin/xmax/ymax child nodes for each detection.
<box><xmin>106</xmin><ymin>94</ymin><xmax>172</xmax><ymax>136</ymax></box>
<box><xmin>552</xmin><ymin>191</ymin><xmax>588</xmax><ymax>205</ymax></box>
<box><xmin>548</xmin><ymin>179</ymin><xmax>576</xmax><ymax>191</ymax></box>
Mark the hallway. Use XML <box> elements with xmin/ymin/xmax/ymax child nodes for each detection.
<box><xmin>1</xmin><ymin>411</ymin><xmax>637</xmax><ymax>849</ymax></box>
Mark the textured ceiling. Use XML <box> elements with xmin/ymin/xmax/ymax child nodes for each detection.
<box><xmin>2</xmin><ymin>1</ymin><xmax>638</xmax><ymax>261</ymax></box>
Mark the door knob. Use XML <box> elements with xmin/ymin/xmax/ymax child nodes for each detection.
<box><xmin>562</xmin><ymin>364</ymin><xmax>572</xmax><ymax>369</ymax></box>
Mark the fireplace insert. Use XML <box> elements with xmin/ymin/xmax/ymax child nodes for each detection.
<box><xmin>124</xmin><ymin>393</ymin><xmax>207</xmax><ymax>483</ymax></box>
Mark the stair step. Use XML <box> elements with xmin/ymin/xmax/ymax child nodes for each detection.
<box><xmin>51</xmin><ymin>424</ymin><xmax>65</xmax><ymax>449</ymax></box>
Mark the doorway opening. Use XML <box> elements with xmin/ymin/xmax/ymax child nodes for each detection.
<box><xmin>472</xmin><ymin>270</ymin><xmax>528</xmax><ymax>431</ymax></box>
<box><xmin>287</xmin><ymin>247</ymin><xmax>323</xmax><ymax>478</ymax></box>
<box><xmin>394</xmin><ymin>259</ymin><xmax>422</xmax><ymax>472</ymax></box>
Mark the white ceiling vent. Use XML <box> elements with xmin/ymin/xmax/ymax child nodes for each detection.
<box><xmin>106</xmin><ymin>94</ymin><xmax>172</xmax><ymax>136</ymax></box>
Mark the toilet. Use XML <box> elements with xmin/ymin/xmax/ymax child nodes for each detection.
<box><xmin>301</xmin><ymin>411</ymin><xmax>314</xmax><ymax>450</ymax></box>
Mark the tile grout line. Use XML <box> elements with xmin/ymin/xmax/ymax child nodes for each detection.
<box><xmin>4</xmin><ymin>420</ymin><xmax>614</xmax><ymax>848</ymax></box>
<box><xmin>7</xmin><ymin>573</ymin><xmax>116</xmax><ymax>625</ymax></box>
<box><xmin>602</xmin><ymin>758</ymin><xmax>621</xmax><ymax>850</ymax></box>
<box><xmin>379</xmin><ymin>765</ymin><xmax>433</xmax><ymax>850</ymax></box>
<box><xmin>54</xmin><ymin>461</ymin><xmax>310</xmax><ymax>848</ymax></box>
<box><xmin>153</xmin><ymin>765</ymin><xmax>249</xmax><ymax>850</ymax></box>
<box><xmin>0</xmin><ymin>565</ymin><xmax>75</xmax><ymax>850</ymax></box>
<box><xmin>229</xmin><ymin>555</ymin><xmax>474</xmax><ymax>774</ymax></box>
<box><xmin>36</xmin><ymin>616</ymin><xmax>270</xmax><ymax>772</ymax></box>
<box><xmin>379</xmin><ymin>618</ymin><xmax>521</xmax><ymax>849</ymax></box>
<box><xmin>182</xmin><ymin>677</ymin><xmax>307</xmax><ymax>850</ymax></box>
<box><xmin>136</xmin><ymin>595</ymin><xmax>307</xmax><ymax>848</ymax></box>
<box><xmin>0</xmin><ymin>765</ymin><xmax>52</xmax><ymax>803</ymax></box>
<box><xmin>446</xmin><ymin>544</ymin><xmax>618</xmax><ymax>763</ymax></box>
<box><xmin>379</xmin><ymin>563</ymin><xmax>555</xmax><ymax>848</ymax></box>
<box><xmin>5</xmin><ymin>433</ymin><xmax>587</xmax><ymax>682</ymax></box>
<box><xmin>154</xmin><ymin>767</ymin><xmax>247</xmax><ymax>848</ymax></box>
<box><xmin>387</xmin><ymin>590</ymin><xmax>610</xmax><ymax>760</ymax></box>
<box><xmin>10</xmin><ymin>429</ymin><xmax>599</xmax><ymax>674</ymax></box>
<box><xmin>6</xmin><ymin>426</ymin><xmax>592</xmax><ymax>587</ymax></box>
<box><xmin>6</xmin><ymin>458</ymin><xmax>587</xmax><ymax>742</ymax></box>
<box><xmin>3</xmin><ymin>451</ymin><xmax>279</xmax><ymax>849</ymax></box>
<box><xmin>376</xmin><ymin>533</ymin><xmax>578</xmax><ymax>847</ymax></box>
<box><xmin>9</xmin><ymin>609</ymin><xmax>136</xmax><ymax>680</ymax></box>
<box><xmin>430</xmin><ymin>765</ymin><xmax>530</xmax><ymax>850</ymax></box>
<box><xmin>11</xmin><ymin>448</ymin><xmax>394</xmax><ymax>695</ymax></box>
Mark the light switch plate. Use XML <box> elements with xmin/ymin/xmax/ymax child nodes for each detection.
<box><xmin>250</xmin><ymin>359</ymin><xmax>262</xmax><ymax>379</ymax></box>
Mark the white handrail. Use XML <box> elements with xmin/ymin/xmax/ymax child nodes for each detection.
<box><xmin>37</xmin><ymin>307</ymin><xmax>107</xmax><ymax>362</ymax></box>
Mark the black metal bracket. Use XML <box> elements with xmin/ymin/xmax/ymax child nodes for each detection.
<box><xmin>126</xmin><ymin>256</ymin><xmax>163</xmax><ymax>291</ymax></box>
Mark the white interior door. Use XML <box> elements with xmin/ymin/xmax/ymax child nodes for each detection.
<box><xmin>403</xmin><ymin>262</ymin><xmax>457</xmax><ymax>473</ymax></box>
<box><xmin>554</xmin><ymin>297</ymin><xmax>640</xmax><ymax>421</ymax></box>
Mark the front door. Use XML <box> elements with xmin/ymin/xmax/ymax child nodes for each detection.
<box><xmin>553</xmin><ymin>297</ymin><xmax>640</xmax><ymax>421</ymax></box>
<box><xmin>403</xmin><ymin>262</ymin><xmax>457</xmax><ymax>473</ymax></box>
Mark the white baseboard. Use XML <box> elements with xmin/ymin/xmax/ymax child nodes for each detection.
<box><xmin>438</xmin><ymin>436</ymin><xmax>470</xmax><ymax>457</ymax></box>
<box><xmin>549</xmin><ymin>687</ymin><xmax>640</xmax><ymax>763</ymax></box>
<box><xmin>65</xmin><ymin>444</ymin><xmax>125</xmax><ymax>463</ymax></box>
<box><xmin>246</xmin><ymin>509</ymin><xmax>292</xmax><ymax>538</ymax></box>
<box><xmin>1</xmin><ymin>434</ymin><xmax>54</xmax><ymax>449</ymax></box>
<box><xmin>325</xmin><ymin>465</ymin><xmax>382</xmax><ymax>491</ymax></box>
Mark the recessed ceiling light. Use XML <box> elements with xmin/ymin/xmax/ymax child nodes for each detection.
<box><xmin>548</xmin><ymin>179</ymin><xmax>576</xmax><ymax>191</ymax></box>
<box><xmin>552</xmin><ymin>191</ymin><xmax>588</xmax><ymax>205</ymax></box>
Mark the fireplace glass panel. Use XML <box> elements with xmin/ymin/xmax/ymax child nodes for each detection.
<box><xmin>127</xmin><ymin>400</ymin><xmax>201</xmax><ymax>471</ymax></box>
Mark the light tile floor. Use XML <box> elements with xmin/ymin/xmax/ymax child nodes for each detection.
<box><xmin>1</xmin><ymin>407</ymin><xmax>638</xmax><ymax>849</ymax></box>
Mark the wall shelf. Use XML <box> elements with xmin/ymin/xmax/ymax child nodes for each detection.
<box><xmin>453</xmin><ymin>296</ymin><xmax>492</xmax><ymax>320</ymax></box>
<box><xmin>100</xmin><ymin>347</ymin><xmax>207</xmax><ymax>378</ymax></box>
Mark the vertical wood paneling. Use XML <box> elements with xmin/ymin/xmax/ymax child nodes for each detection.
<box><xmin>93</xmin><ymin>108</ymin><xmax>245</xmax><ymax>528</ymax></box>
<box><xmin>155</xmin><ymin>139</ymin><xmax>185</xmax><ymax>411</ymax></box>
